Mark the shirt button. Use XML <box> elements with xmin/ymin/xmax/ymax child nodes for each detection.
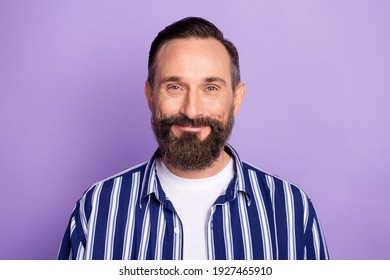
<box><xmin>174</xmin><ymin>227</ymin><xmax>180</xmax><ymax>234</ymax></box>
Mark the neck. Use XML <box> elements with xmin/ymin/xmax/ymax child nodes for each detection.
<box><xmin>163</xmin><ymin>149</ymin><xmax>231</xmax><ymax>179</ymax></box>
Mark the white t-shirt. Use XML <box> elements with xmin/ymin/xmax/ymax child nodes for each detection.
<box><xmin>156</xmin><ymin>158</ymin><xmax>234</xmax><ymax>260</ymax></box>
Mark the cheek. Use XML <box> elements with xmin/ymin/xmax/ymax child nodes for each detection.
<box><xmin>205</xmin><ymin>99</ymin><xmax>233</xmax><ymax>120</ymax></box>
<box><xmin>153</xmin><ymin>96</ymin><xmax>180</xmax><ymax>117</ymax></box>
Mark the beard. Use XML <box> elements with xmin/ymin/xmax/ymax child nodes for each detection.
<box><xmin>151</xmin><ymin>110</ymin><xmax>234</xmax><ymax>171</ymax></box>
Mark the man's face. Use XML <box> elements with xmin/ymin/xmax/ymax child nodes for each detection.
<box><xmin>145</xmin><ymin>38</ymin><xmax>245</xmax><ymax>170</ymax></box>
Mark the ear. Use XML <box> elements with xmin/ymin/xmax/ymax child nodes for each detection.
<box><xmin>145</xmin><ymin>81</ymin><xmax>153</xmax><ymax>112</ymax></box>
<box><xmin>233</xmin><ymin>82</ymin><xmax>246</xmax><ymax>116</ymax></box>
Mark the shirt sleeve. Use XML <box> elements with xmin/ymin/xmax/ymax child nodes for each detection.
<box><xmin>304</xmin><ymin>200</ymin><xmax>330</xmax><ymax>260</ymax></box>
<box><xmin>57</xmin><ymin>202</ymin><xmax>86</xmax><ymax>260</ymax></box>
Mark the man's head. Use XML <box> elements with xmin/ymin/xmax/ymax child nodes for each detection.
<box><xmin>145</xmin><ymin>17</ymin><xmax>245</xmax><ymax>171</ymax></box>
<box><xmin>147</xmin><ymin>17</ymin><xmax>241</xmax><ymax>90</ymax></box>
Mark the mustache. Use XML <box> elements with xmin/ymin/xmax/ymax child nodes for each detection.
<box><xmin>157</xmin><ymin>115</ymin><xmax>222</xmax><ymax>128</ymax></box>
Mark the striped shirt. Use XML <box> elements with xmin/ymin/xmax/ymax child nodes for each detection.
<box><xmin>58</xmin><ymin>144</ymin><xmax>329</xmax><ymax>260</ymax></box>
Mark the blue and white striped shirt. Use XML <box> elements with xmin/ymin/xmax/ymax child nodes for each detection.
<box><xmin>58</xmin><ymin>145</ymin><xmax>329</xmax><ymax>260</ymax></box>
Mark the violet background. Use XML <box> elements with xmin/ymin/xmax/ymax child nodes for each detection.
<box><xmin>1</xmin><ymin>0</ymin><xmax>389</xmax><ymax>260</ymax></box>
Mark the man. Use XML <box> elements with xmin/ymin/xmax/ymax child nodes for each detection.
<box><xmin>58</xmin><ymin>17</ymin><xmax>329</xmax><ymax>260</ymax></box>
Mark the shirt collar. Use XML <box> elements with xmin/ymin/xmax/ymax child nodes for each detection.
<box><xmin>138</xmin><ymin>144</ymin><xmax>251</xmax><ymax>208</ymax></box>
<box><xmin>138</xmin><ymin>149</ymin><xmax>160</xmax><ymax>208</ymax></box>
<box><xmin>222</xmin><ymin>144</ymin><xmax>251</xmax><ymax>206</ymax></box>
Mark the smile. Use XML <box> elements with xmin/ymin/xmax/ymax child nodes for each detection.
<box><xmin>172</xmin><ymin>124</ymin><xmax>208</xmax><ymax>133</ymax></box>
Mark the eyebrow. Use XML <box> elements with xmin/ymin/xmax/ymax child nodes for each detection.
<box><xmin>203</xmin><ymin>76</ymin><xmax>227</xmax><ymax>85</ymax></box>
<box><xmin>160</xmin><ymin>76</ymin><xmax>227</xmax><ymax>85</ymax></box>
<box><xmin>160</xmin><ymin>76</ymin><xmax>182</xmax><ymax>84</ymax></box>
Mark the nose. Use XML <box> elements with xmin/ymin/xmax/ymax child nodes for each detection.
<box><xmin>178</xmin><ymin>90</ymin><xmax>204</xmax><ymax>119</ymax></box>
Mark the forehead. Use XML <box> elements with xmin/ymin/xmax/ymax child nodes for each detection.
<box><xmin>155</xmin><ymin>38</ymin><xmax>232</xmax><ymax>80</ymax></box>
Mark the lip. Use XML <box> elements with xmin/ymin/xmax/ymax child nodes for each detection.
<box><xmin>172</xmin><ymin>124</ymin><xmax>208</xmax><ymax>132</ymax></box>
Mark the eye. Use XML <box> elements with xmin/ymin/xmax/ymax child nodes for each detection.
<box><xmin>205</xmin><ymin>85</ymin><xmax>218</xmax><ymax>91</ymax></box>
<box><xmin>166</xmin><ymin>84</ymin><xmax>183</xmax><ymax>93</ymax></box>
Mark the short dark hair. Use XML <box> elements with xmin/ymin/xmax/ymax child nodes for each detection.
<box><xmin>147</xmin><ymin>17</ymin><xmax>241</xmax><ymax>90</ymax></box>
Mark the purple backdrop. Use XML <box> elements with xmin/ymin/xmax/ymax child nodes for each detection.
<box><xmin>1</xmin><ymin>0</ymin><xmax>389</xmax><ymax>260</ymax></box>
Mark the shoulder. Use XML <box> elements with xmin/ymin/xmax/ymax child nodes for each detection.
<box><xmin>77</xmin><ymin>161</ymin><xmax>149</xmax><ymax>210</ymax></box>
<box><xmin>241</xmin><ymin>161</ymin><xmax>319</xmax><ymax>232</ymax></box>
<box><xmin>94</xmin><ymin>161</ymin><xmax>148</xmax><ymax>188</ymax></box>
<box><xmin>66</xmin><ymin>160</ymin><xmax>150</xmax><ymax>242</ymax></box>
<box><xmin>241</xmin><ymin>161</ymin><xmax>312</xmax><ymax>204</ymax></box>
